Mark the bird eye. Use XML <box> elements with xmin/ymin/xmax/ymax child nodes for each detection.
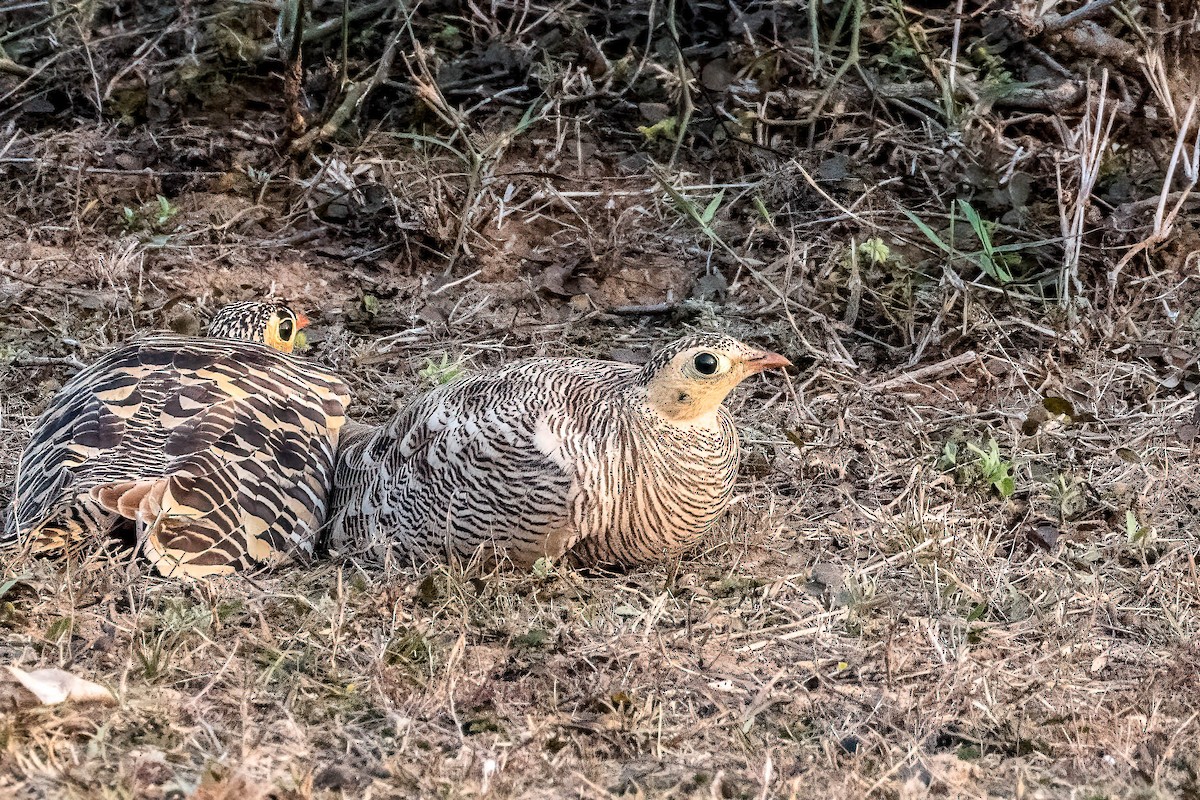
<box><xmin>277</xmin><ymin>319</ymin><xmax>294</xmax><ymax>340</ymax></box>
<box><xmin>693</xmin><ymin>352</ymin><xmax>719</xmax><ymax>375</ymax></box>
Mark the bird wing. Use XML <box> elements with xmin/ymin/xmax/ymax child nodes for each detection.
<box><xmin>330</xmin><ymin>360</ymin><xmax>625</xmax><ymax>566</ymax></box>
<box><xmin>6</xmin><ymin>337</ymin><xmax>350</xmax><ymax>576</ymax></box>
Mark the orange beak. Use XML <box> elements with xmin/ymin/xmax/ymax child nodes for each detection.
<box><xmin>745</xmin><ymin>350</ymin><xmax>792</xmax><ymax>372</ymax></box>
<box><xmin>295</xmin><ymin>312</ymin><xmax>311</xmax><ymax>329</ymax></box>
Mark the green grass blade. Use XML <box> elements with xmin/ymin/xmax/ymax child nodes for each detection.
<box><xmin>902</xmin><ymin>209</ymin><xmax>952</xmax><ymax>254</ymax></box>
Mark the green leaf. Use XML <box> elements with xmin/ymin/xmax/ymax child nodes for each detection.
<box><xmin>1125</xmin><ymin>510</ymin><xmax>1148</xmax><ymax>543</ymax></box>
<box><xmin>637</xmin><ymin>117</ymin><xmax>678</xmax><ymax>141</ymax></box>
<box><xmin>752</xmin><ymin>195</ymin><xmax>774</xmax><ymax>226</ymax></box>
<box><xmin>0</xmin><ymin>577</ymin><xmax>26</xmax><ymax>601</ymax></box>
<box><xmin>699</xmin><ymin>189</ymin><xmax>725</xmax><ymax>225</ymax></box>
<box><xmin>992</xmin><ymin>238</ymin><xmax>1061</xmax><ymax>253</ymax></box>
<box><xmin>902</xmin><ymin>209</ymin><xmax>952</xmax><ymax>254</ymax></box>
<box><xmin>46</xmin><ymin>616</ymin><xmax>72</xmax><ymax>642</ymax></box>
<box><xmin>958</xmin><ymin>200</ymin><xmax>992</xmax><ymax>256</ymax></box>
<box><xmin>937</xmin><ymin>440</ymin><xmax>959</xmax><ymax>470</ymax></box>
<box><xmin>858</xmin><ymin>237</ymin><xmax>891</xmax><ymax>264</ymax></box>
<box><xmin>975</xmin><ymin>253</ymin><xmax>1013</xmax><ymax>284</ymax></box>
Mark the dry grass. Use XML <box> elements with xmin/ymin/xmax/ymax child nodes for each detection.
<box><xmin>3</xmin><ymin>0</ymin><xmax>1200</xmax><ymax>797</ymax></box>
<box><xmin>2</xmin><ymin>338</ymin><xmax>1198</xmax><ymax>799</ymax></box>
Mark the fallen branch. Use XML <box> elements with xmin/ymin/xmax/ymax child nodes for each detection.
<box><xmin>765</xmin><ymin>78</ymin><xmax>1087</xmax><ymax>120</ymax></box>
<box><xmin>870</xmin><ymin>351</ymin><xmax>980</xmax><ymax>391</ymax></box>
<box><xmin>258</xmin><ymin>0</ymin><xmax>393</xmax><ymax>61</ymax></box>
<box><xmin>11</xmin><ymin>354</ymin><xmax>87</xmax><ymax>371</ymax></box>
<box><xmin>289</xmin><ymin>25</ymin><xmax>405</xmax><ymax>155</ymax></box>
<box><xmin>1039</xmin><ymin>0</ymin><xmax>1120</xmax><ymax>34</ymax></box>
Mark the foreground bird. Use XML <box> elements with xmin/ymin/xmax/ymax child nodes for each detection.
<box><xmin>4</xmin><ymin>303</ymin><xmax>350</xmax><ymax>578</ymax></box>
<box><xmin>327</xmin><ymin>333</ymin><xmax>790</xmax><ymax>568</ymax></box>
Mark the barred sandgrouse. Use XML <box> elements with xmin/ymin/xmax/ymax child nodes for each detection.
<box><xmin>206</xmin><ymin>301</ymin><xmax>309</xmax><ymax>353</ymax></box>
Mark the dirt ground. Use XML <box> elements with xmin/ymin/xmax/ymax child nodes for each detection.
<box><xmin>2</xmin><ymin>1</ymin><xmax>1200</xmax><ymax>798</ymax></box>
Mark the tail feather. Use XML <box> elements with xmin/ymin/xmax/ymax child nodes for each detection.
<box><xmin>89</xmin><ymin>479</ymin><xmax>167</xmax><ymax>521</ymax></box>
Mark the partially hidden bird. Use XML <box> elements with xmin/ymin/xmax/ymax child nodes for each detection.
<box><xmin>4</xmin><ymin>302</ymin><xmax>350</xmax><ymax>578</ymax></box>
<box><xmin>326</xmin><ymin>333</ymin><xmax>790</xmax><ymax>569</ymax></box>
<box><xmin>205</xmin><ymin>301</ymin><xmax>309</xmax><ymax>354</ymax></box>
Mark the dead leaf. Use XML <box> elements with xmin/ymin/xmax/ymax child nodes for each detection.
<box><xmin>1042</xmin><ymin>396</ymin><xmax>1075</xmax><ymax>416</ymax></box>
<box><xmin>1177</xmin><ymin>424</ymin><xmax>1197</xmax><ymax>445</ymax></box>
<box><xmin>1027</xmin><ymin>520</ymin><xmax>1059</xmax><ymax>552</ymax></box>
<box><xmin>1116</xmin><ymin>447</ymin><xmax>1141</xmax><ymax>463</ymax></box>
<box><xmin>2</xmin><ymin>665</ymin><xmax>116</xmax><ymax>709</ymax></box>
<box><xmin>539</xmin><ymin>263</ymin><xmax>572</xmax><ymax>296</ymax></box>
<box><xmin>701</xmin><ymin>59</ymin><xmax>735</xmax><ymax>92</ymax></box>
<box><xmin>1020</xmin><ymin>408</ymin><xmax>1046</xmax><ymax>435</ymax></box>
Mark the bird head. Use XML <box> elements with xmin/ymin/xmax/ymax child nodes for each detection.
<box><xmin>639</xmin><ymin>333</ymin><xmax>791</xmax><ymax>423</ymax></box>
<box><xmin>206</xmin><ymin>301</ymin><xmax>310</xmax><ymax>354</ymax></box>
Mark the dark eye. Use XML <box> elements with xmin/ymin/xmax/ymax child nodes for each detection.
<box><xmin>277</xmin><ymin>319</ymin><xmax>294</xmax><ymax>340</ymax></box>
<box><xmin>693</xmin><ymin>352</ymin><xmax>719</xmax><ymax>375</ymax></box>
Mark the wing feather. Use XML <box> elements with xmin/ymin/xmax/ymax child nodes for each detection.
<box><xmin>329</xmin><ymin>360</ymin><xmax>632</xmax><ymax>566</ymax></box>
<box><xmin>5</xmin><ymin>336</ymin><xmax>350</xmax><ymax>576</ymax></box>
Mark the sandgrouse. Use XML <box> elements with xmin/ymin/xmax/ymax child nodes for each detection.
<box><xmin>4</xmin><ymin>302</ymin><xmax>350</xmax><ymax>578</ymax></box>
<box><xmin>327</xmin><ymin>333</ymin><xmax>790</xmax><ymax>568</ymax></box>
<box><xmin>205</xmin><ymin>301</ymin><xmax>310</xmax><ymax>354</ymax></box>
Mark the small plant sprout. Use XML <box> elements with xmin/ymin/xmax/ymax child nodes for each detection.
<box><xmin>937</xmin><ymin>439</ymin><xmax>959</xmax><ymax>471</ymax></box>
<box><xmin>120</xmin><ymin>194</ymin><xmax>181</xmax><ymax>232</ymax></box>
<box><xmin>942</xmin><ymin>437</ymin><xmax>1016</xmax><ymax>498</ymax></box>
<box><xmin>966</xmin><ymin>439</ymin><xmax>1016</xmax><ymax>498</ymax></box>
<box><xmin>1125</xmin><ymin>510</ymin><xmax>1152</xmax><ymax>545</ymax></box>
<box><xmin>419</xmin><ymin>354</ymin><xmax>465</xmax><ymax>386</ymax></box>
<box><xmin>903</xmin><ymin>200</ymin><xmax>1046</xmax><ymax>286</ymax></box>
<box><xmin>858</xmin><ymin>237</ymin><xmax>891</xmax><ymax>265</ymax></box>
<box><xmin>153</xmin><ymin>195</ymin><xmax>179</xmax><ymax>226</ymax></box>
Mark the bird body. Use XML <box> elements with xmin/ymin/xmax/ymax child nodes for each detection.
<box><xmin>328</xmin><ymin>334</ymin><xmax>789</xmax><ymax>568</ymax></box>
<box><xmin>5</xmin><ymin>305</ymin><xmax>349</xmax><ymax>578</ymax></box>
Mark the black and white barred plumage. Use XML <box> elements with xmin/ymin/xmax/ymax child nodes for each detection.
<box><xmin>327</xmin><ymin>334</ymin><xmax>790</xmax><ymax>568</ymax></box>
<box><xmin>206</xmin><ymin>301</ymin><xmax>308</xmax><ymax>353</ymax></box>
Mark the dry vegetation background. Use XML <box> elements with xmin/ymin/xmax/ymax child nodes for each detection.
<box><xmin>2</xmin><ymin>0</ymin><xmax>1200</xmax><ymax>797</ymax></box>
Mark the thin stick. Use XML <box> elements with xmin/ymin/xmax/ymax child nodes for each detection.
<box><xmin>870</xmin><ymin>351</ymin><xmax>979</xmax><ymax>390</ymax></box>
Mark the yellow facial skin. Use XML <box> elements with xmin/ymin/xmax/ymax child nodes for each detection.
<box><xmin>262</xmin><ymin>311</ymin><xmax>309</xmax><ymax>354</ymax></box>
<box><xmin>645</xmin><ymin>346</ymin><xmax>791</xmax><ymax>423</ymax></box>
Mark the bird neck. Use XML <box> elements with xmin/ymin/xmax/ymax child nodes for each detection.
<box><xmin>631</xmin><ymin>384</ymin><xmax>724</xmax><ymax>429</ymax></box>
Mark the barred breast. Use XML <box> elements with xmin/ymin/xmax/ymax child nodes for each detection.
<box><xmin>327</xmin><ymin>333</ymin><xmax>789</xmax><ymax>568</ymax></box>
